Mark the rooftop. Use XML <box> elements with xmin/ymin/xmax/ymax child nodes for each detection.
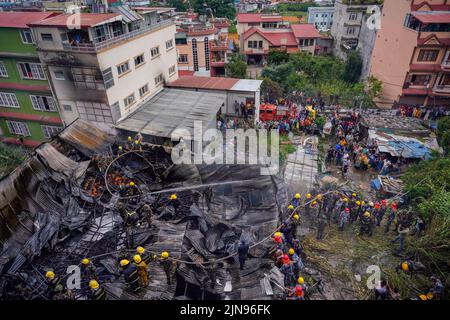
<box><xmin>28</xmin><ymin>13</ymin><xmax>122</xmax><ymax>28</ymax></box>
<box><xmin>411</xmin><ymin>12</ymin><xmax>450</xmax><ymax>24</ymax></box>
<box><xmin>291</xmin><ymin>24</ymin><xmax>323</xmax><ymax>39</ymax></box>
<box><xmin>0</xmin><ymin>11</ymin><xmax>57</xmax><ymax>28</ymax></box>
<box><xmin>237</xmin><ymin>13</ymin><xmax>283</xmax><ymax>23</ymax></box>
<box><xmin>115</xmin><ymin>88</ymin><xmax>226</xmax><ymax>139</ymax></box>
<box><xmin>167</xmin><ymin>76</ymin><xmax>240</xmax><ymax>91</ymax></box>
<box><xmin>243</xmin><ymin>28</ymin><xmax>299</xmax><ymax>46</ymax></box>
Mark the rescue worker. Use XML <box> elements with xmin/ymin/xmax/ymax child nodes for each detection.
<box><xmin>396</xmin><ymin>260</ymin><xmax>414</xmax><ymax>277</ymax></box>
<box><xmin>280</xmin><ymin>220</ymin><xmax>294</xmax><ymax>247</ymax></box>
<box><xmin>133</xmin><ymin>255</ymin><xmax>149</xmax><ymax>288</ymax></box>
<box><xmin>126</xmin><ymin>136</ymin><xmax>133</xmax><ymax>149</ymax></box>
<box><xmin>289</xmin><ymin>248</ymin><xmax>303</xmax><ymax>276</ymax></box>
<box><xmin>384</xmin><ymin>203</ymin><xmax>397</xmax><ymax>233</ymax></box>
<box><xmin>293</xmin><ymin>283</ymin><xmax>304</xmax><ymax>300</ymax></box>
<box><xmin>429</xmin><ymin>276</ymin><xmax>444</xmax><ymax>300</ymax></box>
<box><xmin>338</xmin><ymin>207</ymin><xmax>350</xmax><ymax>231</ymax></box>
<box><xmin>169</xmin><ymin>193</ymin><xmax>180</xmax><ymax>212</ymax></box>
<box><xmin>136</xmin><ymin>246</ymin><xmax>151</xmax><ymax>265</ymax></box>
<box><xmin>373</xmin><ymin>202</ymin><xmax>383</xmax><ymax>226</ymax></box>
<box><xmin>238</xmin><ymin>240</ymin><xmax>250</xmax><ymax>270</ymax></box>
<box><xmin>332</xmin><ymin>197</ymin><xmax>344</xmax><ymax>223</ymax></box>
<box><xmin>316</xmin><ymin>213</ymin><xmax>327</xmax><ymax>240</ymax></box>
<box><xmin>133</xmin><ymin>133</ymin><xmax>143</xmax><ymax>151</ymax></box>
<box><xmin>291</xmin><ymin>214</ymin><xmax>300</xmax><ymax>240</ymax></box>
<box><xmin>126</xmin><ymin>181</ymin><xmax>139</xmax><ymax>198</ymax></box>
<box><xmin>350</xmin><ymin>200</ymin><xmax>361</xmax><ymax>223</ymax></box>
<box><xmin>287</xmin><ymin>204</ymin><xmax>295</xmax><ymax>214</ymax></box>
<box><xmin>204</xmin><ymin>258</ymin><xmax>218</xmax><ymax>289</ymax></box>
<box><xmin>89</xmin><ymin>279</ymin><xmax>107</xmax><ymax>300</ymax></box>
<box><xmin>81</xmin><ymin>258</ymin><xmax>97</xmax><ymax>281</ymax></box>
<box><xmin>159</xmin><ymin>251</ymin><xmax>173</xmax><ymax>285</ymax></box>
<box><xmin>392</xmin><ymin>223</ymin><xmax>409</xmax><ymax>254</ymax></box>
<box><xmin>304</xmin><ymin>193</ymin><xmax>312</xmax><ymax>215</ymax></box>
<box><xmin>374</xmin><ymin>280</ymin><xmax>388</xmax><ymax>300</ymax></box>
<box><xmin>280</xmin><ymin>259</ymin><xmax>296</xmax><ymax>288</ymax></box>
<box><xmin>116</xmin><ymin>202</ymin><xmax>138</xmax><ymax>226</ymax></box>
<box><xmin>359</xmin><ymin>212</ymin><xmax>374</xmax><ymax>237</ymax></box>
<box><xmin>140</xmin><ymin>204</ymin><xmax>153</xmax><ymax>227</ymax></box>
<box><xmin>45</xmin><ymin>271</ymin><xmax>63</xmax><ymax>299</ymax></box>
<box><xmin>120</xmin><ymin>259</ymin><xmax>140</xmax><ymax>292</ymax></box>
<box><xmin>292</xmin><ymin>193</ymin><xmax>301</xmax><ymax>208</ymax></box>
<box><xmin>117</xmin><ymin>145</ymin><xmax>124</xmax><ymax>156</ymax></box>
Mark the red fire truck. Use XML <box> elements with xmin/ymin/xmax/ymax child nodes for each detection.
<box><xmin>259</xmin><ymin>103</ymin><xmax>297</xmax><ymax>122</ymax></box>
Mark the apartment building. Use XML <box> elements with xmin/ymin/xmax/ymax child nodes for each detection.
<box><xmin>175</xmin><ymin>18</ymin><xmax>230</xmax><ymax>77</ymax></box>
<box><xmin>0</xmin><ymin>12</ymin><xmax>64</xmax><ymax>148</ymax></box>
<box><xmin>237</xmin><ymin>13</ymin><xmax>327</xmax><ymax>65</ymax></box>
<box><xmin>308</xmin><ymin>6</ymin><xmax>334</xmax><ymax>31</ymax></box>
<box><xmin>28</xmin><ymin>7</ymin><xmax>178</xmax><ymax>126</ymax></box>
<box><xmin>370</xmin><ymin>0</ymin><xmax>450</xmax><ymax>108</ymax></box>
<box><xmin>330</xmin><ymin>0</ymin><xmax>381</xmax><ymax>79</ymax></box>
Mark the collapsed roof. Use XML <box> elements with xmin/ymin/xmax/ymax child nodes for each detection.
<box><xmin>0</xmin><ymin>119</ymin><xmax>287</xmax><ymax>300</ymax></box>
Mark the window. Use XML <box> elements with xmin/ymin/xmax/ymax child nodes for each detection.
<box><xmin>17</xmin><ymin>62</ymin><xmax>46</xmax><ymax>80</ymax></box>
<box><xmin>63</xmin><ymin>104</ymin><xmax>72</xmax><ymax>112</ymax></box>
<box><xmin>41</xmin><ymin>33</ymin><xmax>53</xmax><ymax>41</ymax></box>
<box><xmin>154</xmin><ymin>73</ymin><xmax>164</xmax><ymax>86</ymax></box>
<box><xmin>169</xmin><ymin>65</ymin><xmax>176</xmax><ymax>75</ymax></box>
<box><xmin>54</xmin><ymin>71</ymin><xmax>65</xmax><ymax>80</ymax></box>
<box><xmin>134</xmin><ymin>54</ymin><xmax>145</xmax><ymax>67</ymax></box>
<box><xmin>102</xmin><ymin>67</ymin><xmax>114</xmax><ymax>89</ymax></box>
<box><xmin>418</xmin><ymin>49</ymin><xmax>439</xmax><ymax>62</ymax></box>
<box><xmin>151</xmin><ymin>46</ymin><xmax>160</xmax><ymax>58</ymax></box>
<box><xmin>117</xmin><ymin>61</ymin><xmax>130</xmax><ymax>76</ymax></box>
<box><xmin>204</xmin><ymin>37</ymin><xmax>210</xmax><ymax>71</ymax></box>
<box><xmin>166</xmin><ymin>39</ymin><xmax>174</xmax><ymax>50</ymax></box>
<box><xmin>0</xmin><ymin>92</ymin><xmax>19</xmax><ymax>108</ymax></box>
<box><xmin>0</xmin><ymin>61</ymin><xmax>7</xmax><ymax>77</ymax></box>
<box><xmin>72</xmin><ymin>67</ymin><xmax>105</xmax><ymax>90</ymax></box>
<box><xmin>192</xmin><ymin>39</ymin><xmax>198</xmax><ymax>71</ymax></box>
<box><xmin>176</xmin><ymin>37</ymin><xmax>187</xmax><ymax>45</ymax></box>
<box><xmin>20</xmin><ymin>29</ymin><xmax>33</xmax><ymax>44</ymax></box>
<box><xmin>248</xmin><ymin>41</ymin><xmax>262</xmax><ymax>49</ymax></box>
<box><xmin>347</xmin><ymin>26</ymin><xmax>356</xmax><ymax>35</ymax></box>
<box><xmin>349</xmin><ymin>13</ymin><xmax>357</xmax><ymax>21</ymax></box>
<box><xmin>410</xmin><ymin>74</ymin><xmax>430</xmax><ymax>86</ymax></box>
<box><xmin>139</xmin><ymin>84</ymin><xmax>149</xmax><ymax>97</ymax></box>
<box><xmin>124</xmin><ymin>93</ymin><xmax>135</xmax><ymax>108</ymax></box>
<box><xmin>6</xmin><ymin>120</ymin><xmax>30</xmax><ymax>136</ymax></box>
<box><xmin>300</xmin><ymin>39</ymin><xmax>313</xmax><ymax>47</ymax></box>
<box><xmin>30</xmin><ymin>95</ymin><xmax>56</xmax><ymax>112</ymax></box>
<box><xmin>41</xmin><ymin>125</ymin><xmax>62</xmax><ymax>139</ymax></box>
<box><xmin>178</xmin><ymin>54</ymin><xmax>188</xmax><ymax>63</ymax></box>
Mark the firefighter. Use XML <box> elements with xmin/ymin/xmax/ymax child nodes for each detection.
<box><xmin>140</xmin><ymin>203</ymin><xmax>153</xmax><ymax>227</ymax></box>
<box><xmin>133</xmin><ymin>255</ymin><xmax>149</xmax><ymax>288</ymax></box>
<box><xmin>159</xmin><ymin>251</ymin><xmax>174</xmax><ymax>286</ymax></box>
<box><xmin>169</xmin><ymin>194</ymin><xmax>180</xmax><ymax>212</ymax></box>
<box><xmin>120</xmin><ymin>259</ymin><xmax>140</xmax><ymax>292</ymax></box>
<box><xmin>45</xmin><ymin>271</ymin><xmax>63</xmax><ymax>299</ymax></box>
<box><xmin>359</xmin><ymin>212</ymin><xmax>374</xmax><ymax>237</ymax></box>
<box><xmin>136</xmin><ymin>246</ymin><xmax>151</xmax><ymax>265</ymax></box>
<box><xmin>89</xmin><ymin>280</ymin><xmax>107</xmax><ymax>300</ymax></box>
<box><xmin>81</xmin><ymin>258</ymin><xmax>97</xmax><ymax>281</ymax></box>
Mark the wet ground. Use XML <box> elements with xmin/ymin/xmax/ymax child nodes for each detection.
<box><xmin>282</xmin><ymin>133</ymin><xmax>401</xmax><ymax>300</ymax></box>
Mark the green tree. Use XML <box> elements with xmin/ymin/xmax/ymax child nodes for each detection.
<box><xmin>268</xmin><ymin>50</ymin><xmax>290</xmax><ymax>65</ymax></box>
<box><xmin>164</xmin><ymin>0</ymin><xmax>188</xmax><ymax>12</ymax></box>
<box><xmin>194</xmin><ymin>0</ymin><xmax>236</xmax><ymax>20</ymax></box>
<box><xmin>225</xmin><ymin>53</ymin><xmax>247</xmax><ymax>78</ymax></box>
<box><xmin>437</xmin><ymin>116</ymin><xmax>450</xmax><ymax>155</ymax></box>
<box><xmin>343</xmin><ymin>51</ymin><xmax>363</xmax><ymax>83</ymax></box>
<box><xmin>261</xmin><ymin>77</ymin><xmax>284</xmax><ymax>102</ymax></box>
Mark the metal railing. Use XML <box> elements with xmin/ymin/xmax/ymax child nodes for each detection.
<box><xmin>434</xmin><ymin>84</ymin><xmax>450</xmax><ymax>92</ymax></box>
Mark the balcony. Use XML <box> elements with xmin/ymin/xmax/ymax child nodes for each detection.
<box><xmin>210</xmin><ymin>42</ymin><xmax>228</xmax><ymax>52</ymax></box>
<box><xmin>433</xmin><ymin>84</ymin><xmax>450</xmax><ymax>94</ymax></box>
<box><xmin>442</xmin><ymin>60</ymin><xmax>450</xmax><ymax>70</ymax></box>
<box><xmin>62</xmin><ymin>19</ymin><xmax>173</xmax><ymax>53</ymax></box>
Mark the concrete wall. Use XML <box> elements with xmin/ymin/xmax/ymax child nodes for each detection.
<box><xmin>307</xmin><ymin>7</ymin><xmax>334</xmax><ymax>31</ymax></box>
<box><xmin>369</xmin><ymin>0</ymin><xmax>417</xmax><ymax>108</ymax></box>
<box><xmin>358</xmin><ymin>13</ymin><xmax>377</xmax><ymax>80</ymax></box>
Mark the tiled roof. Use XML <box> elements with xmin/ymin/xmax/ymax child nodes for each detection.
<box><xmin>243</xmin><ymin>28</ymin><xmax>298</xmax><ymax>46</ymax></box>
<box><xmin>28</xmin><ymin>13</ymin><xmax>121</xmax><ymax>28</ymax></box>
<box><xmin>0</xmin><ymin>12</ymin><xmax>58</xmax><ymax>28</ymax></box>
<box><xmin>291</xmin><ymin>24</ymin><xmax>322</xmax><ymax>39</ymax></box>
<box><xmin>167</xmin><ymin>76</ymin><xmax>240</xmax><ymax>90</ymax></box>
<box><xmin>237</xmin><ymin>13</ymin><xmax>283</xmax><ymax>23</ymax></box>
<box><xmin>411</xmin><ymin>12</ymin><xmax>450</xmax><ymax>24</ymax></box>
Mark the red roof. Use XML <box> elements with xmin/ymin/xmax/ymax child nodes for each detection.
<box><xmin>0</xmin><ymin>12</ymin><xmax>58</xmax><ymax>29</ymax></box>
<box><xmin>411</xmin><ymin>12</ymin><xmax>450</xmax><ymax>24</ymax></box>
<box><xmin>411</xmin><ymin>2</ymin><xmax>450</xmax><ymax>11</ymax></box>
<box><xmin>178</xmin><ymin>70</ymin><xmax>195</xmax><ymax>77</ymax></box>
<box><xmin>417</xmin><ymin>34</ymin><xmax>450</xmax><ymax>46</ymax></box>
<box><xmin>0</xmin><ymin>137</ymin><xmax>41</xmax><ymax>148</ymax></box>
<box><xmin>237</xmin><ymin>13</ymin><xmax>283</xmax><ymax>23</ymax></box>
<box><xmin>243</xmin><ymin>28</ymin><xmax>298</xmax><ymax>47</ymax></box>
<box><xmin>0</xmin><ymin>82</ymin><xmax>50</xmax><ymax>93</ymax></box>
<box><xmin>0</xmin><ymin>111</ymin><xmax>63</xmax><ymax>125</ymax></box>
<box><xmin>409</xmin><ymin>63</ymin><xmax>442</xmax><ymax>72</ymax></box>
<box><xmin>28</xmin><ymin>13</ymin><xmax>121</xmax><ymax>28</ymax></box>
<box><xmin>167</xmin><ymin>76</ymin><xmax>239</xmax><ymax>90</ymax></box>
<box><xmin>291</xmin><ymin>24</ymin><xmax>322</xmax><ymax>39</ymax></box>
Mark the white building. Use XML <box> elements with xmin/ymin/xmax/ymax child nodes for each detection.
<box><xmin>29</xmin><ymin>8</ymin><xmax>178</xmax><ymax>126</ymax></box>
<box><xmin>308</xmin><ymin>6</ymin><xmax>334</xmax><ymax>31</ymax></box>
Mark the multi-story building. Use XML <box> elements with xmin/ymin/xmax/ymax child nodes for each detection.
<box><xmin>308</xmin><ymin>6</ymin><xmax>334</xmax><ymax>31</ymax></box>
<box><xmin>175</xmin><ymin>18</ymin><xmax>230</xmax><ymax>77</ymax></box>
<box><xmin>370</xmin><ymin>0</ymin><xmax>450</xmax><ymax>108</ymax></box>
<box><xmin>237</xmin><ymin>13</ymin><xmax>327</xmax><ymax>65</ymax></box>
<box><xmin>330</xmin><ymin>0</ymin><xmax>381</xmax><ymax>79</ymax></box>
<box><xmin>28</xmin><ymin>8</ymin><xmax>178</xmax><ymax>126</ymax></box>
<box><xmin>0</xmin><ymin>12</ymin><xmax>64</xmax><ymax>148</ymax></box>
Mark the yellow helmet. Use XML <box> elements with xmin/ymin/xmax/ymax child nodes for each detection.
<box><xmin>316</xmin><ymin>194</ymin><xmax>322</xmax><ymax>200</ymax></box>
<box><xmin>343</xmin><ymin>198</ymin><xmax>349</xmax><ymax>202</ymax></box>
<box><xmin>297</xmin><ymin>277</ymin><xmax>305</xmax><ymax>285</ymax></box>
<box><xmin>312</xmin><ymin>201</ymin><xmax>317</xmax><ymax>206</ymax></box>
<box><xmin>356</xmin><ymin>201</ymin><xmax>361</xmax><ymax>206</ymax></box>
<box><xmin>81</xmin><ymin>258</ymin><xmax>90</xmax><ymax>265</ymax></box>
<box><xmin>118</xmin><ymin>146</ymin><xmax>123</xmax><ymax>150</ymax></box>
<box><xmin>134</xmin><ymin>140</ymin><xmax>139</xmax><ymax>145</ymax></box>
<box><xmin>136</xmin><ymin>246</ymin><xmax>145</xmax><ymax>254</ymax></box>
<box><xmin>170</xmin><ymin>194</ymin><xmax>177</xmax><ymax>200</ymax></box>
<box><xmin>288</xmin><ymin>205</ymin><xmax>294</xmax><ymax>210</ymax></box>
<box><xmin>45</xmin><ymin>271</ymin><xmax>55</xmax><ymax>280</ymax></box>
<box><xmin>352</xmin><ymin>193</ymin><xmax>357</xmax><ymax>197</ymax></box>
<box><xmin>89</xmin><ymin>280</ymin><xmax>99</xmax><ymax>289</ymax></box>
<box><xmin>426</xmin><ymin>292</ymin><xmax>433</xmax><ymax>300</ymax></box>
<box><xmin>362</xmin><ymin>201</ymin><xmax>365</xmax><ymax>205</ymax></box>
<box><xmin>133</xmin><ymin>255</ymin><xmax>142</xmax><ymax>264</ymax></box>
<box><xmin>306</xmin><ymin>193</ymin><xmax>312</xmax><ymax>199</ymax></box>
<box><xmin>120</xmin><ymin>259</ymin><xmax>130</xmax><ymax>267</ymax></box>
<box><xmin>274</xmin><ymin>232</ymin><xmax>282</xmax><ymax>238</ymax></box>
<box><xmin>161</xmin><ymin>251</ymin><xmax>169</xmax><ymax>259</ymax></box>
<box><xmin>293</xmin><ymin>214</ymin><xmax>299</xmax><ymax>220</ymax></box>
<box><xmin>295</xmin><ymin>193</ymin><xmax>301</xmax><ymax>199</ymax></box>
<box><xmin>129</xmin><ymin>181</ymin><xmax>135</xmax><ymax>187</ymax></box>
<box><xmin>127</xmin><ymin>136</ymin><xmax>132</xmax><ymax>141</ymax></box>
<box><xmin>401</xmin><ymin>262</ymin><xmax>409</xmax><ymax>272</ymax></box>
<box><xmin>419</xmin><ymin>294</ymin><xmax>428</xmax><ymax>300</ymax></box>
<box><xmin>364</xmin><ymin>211</ymin><xmax>371</xmax><ymax>218</ymax></box>
<box><xmin>289</xmin><ymin>248</ymin><xmax>295</xmax><ymax>255</ymax></box>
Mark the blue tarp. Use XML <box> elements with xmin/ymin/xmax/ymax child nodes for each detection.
<box><xmin>371</xmin><ymin>178</ymin><xmax>381</xmax><ymax>191</ymax></box>
<box><xmin>386</xmin><ymin>140</ymin><xmax>431</xmax><ymax>160</ymax></box>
